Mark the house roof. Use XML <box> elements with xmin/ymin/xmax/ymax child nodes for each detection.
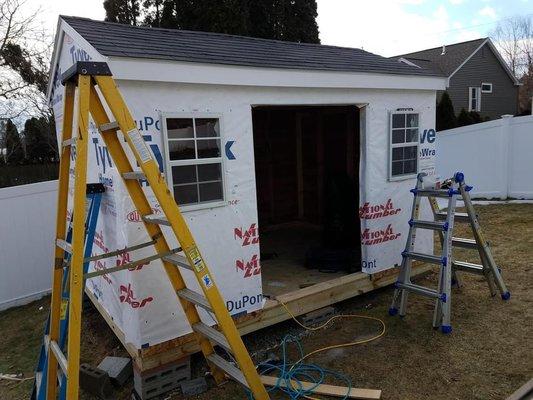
<box><xmin>392</xmin><ymin>38</ymin><xmax>487</xmax><ymax>76</ymax></box>
<box><xmin>61</xmin><ymin>16</ymin><xmax>444</xmax><ymax>78</ymax></box>
<box><xmin>392</xmin><ymin>37</ymin><xmax>520</xmax><ymax>85</ymax></box>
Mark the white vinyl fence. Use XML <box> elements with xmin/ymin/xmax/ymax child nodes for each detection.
<box><xmin>0</xmin><ymin>180</ymin><xmax>57</xmax><ymax>311</ymax></box>
<box><xmin>437</xmin><ymin>115</ymin><xmax>533</xmax><ymax>199</ymax></box>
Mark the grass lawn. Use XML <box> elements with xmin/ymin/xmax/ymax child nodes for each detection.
<box><xmin>1</xmin><ymin>203</ymin><xmax>532</xmax><ymax>399</ymax></box>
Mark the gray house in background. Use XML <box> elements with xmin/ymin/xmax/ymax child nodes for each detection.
<box><xmin>392</xmin><ymin>38</ymin><xmax>520</xmax><ymax>120</ymax></box>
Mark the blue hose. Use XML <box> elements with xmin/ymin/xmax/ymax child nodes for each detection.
<box><xmin>246</xmin><ymin>334</ymin><xmax>353</xmax><ymax>399</ymax></box>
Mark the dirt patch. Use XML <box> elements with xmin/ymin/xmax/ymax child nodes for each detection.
<box><xmin>1</xmin><ymin>203</ymin><xmax>532</xmax><ymax>399</ymax></box>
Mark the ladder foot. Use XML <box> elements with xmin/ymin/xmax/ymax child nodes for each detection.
<box><xmin>501</xmin><ymin>291</ymin><xmax>511</xmax><ymax>301</ymax></box>
<box><xmin>388</xmin><ymin>307</ymin><xmax>398</xmax><ymax>316</ymax></box>
<box><xmin>440</xmin><ymin>325</ymin><xmax>452</xmax><ymax>334</ymax></box>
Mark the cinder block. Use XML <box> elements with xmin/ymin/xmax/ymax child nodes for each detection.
<box><xmin>297</xmin><ymin>306</ymin><xmax>336</xmax><ymax>326</ymax></box>
<box><xmin>181</xmin><ymin>377</ymin><xmax>208</xmax><ymax>396</ymax></box>
<box><xmin>133</xmin><ymin>357</ymin><xmax>191</xmax><ymax>399</ymax></box>
<box><xmin>98</xmin><ymin>356</ymin><xmax>132</xmax><ymax>386</ymax></box>
<box><xmin>79</xmin><ymin>363</ymin><xmax>113</xmax><ymax>399</ymax></box>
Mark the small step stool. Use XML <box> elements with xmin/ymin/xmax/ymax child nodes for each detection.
<box><xmin>389</xmin><ymin>172</ymin><xmax>510</xmax><ymax>333</ymax></box>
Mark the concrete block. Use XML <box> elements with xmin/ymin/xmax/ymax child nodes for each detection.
<box><xmin>297</xmin><ymin>306</ymin><xmax>336</xmax><ymax>326</ymax></box>
<box><xmin>98</xmin><ymin>356</ymin><xmax>132</xmax><ymax>386</ymax></box>
<box><xmin>79</xmin><ymin>363</ymin><xmax>113</xmax><ymax>399</ymax></box>
<box><xmin>133</xmin><ymin>357</ymin><xmax>191</xmax><ymax>399</ymax></box>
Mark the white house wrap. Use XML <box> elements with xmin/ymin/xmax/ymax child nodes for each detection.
<box><xmin>48</xmin><ymin>16</ymin><xmax>445</xmax><ymax>350</ymax></box>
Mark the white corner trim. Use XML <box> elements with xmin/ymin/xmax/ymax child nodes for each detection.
<box><xmin>46</xmin><ymin>18</ymin><xmax>108</xmax><ymax>100</ymax></box>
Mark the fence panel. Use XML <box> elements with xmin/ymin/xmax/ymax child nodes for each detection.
<box><xmin>437</xmin><ymin>115</ymin><xmax>533</xmax><ymax>199</ymax></box>
<box><xmin>0</xmin><ymin>180</ymin><xmax>57</xmax><ymax>310</ymax></box>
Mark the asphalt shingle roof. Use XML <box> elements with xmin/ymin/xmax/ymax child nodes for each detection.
<box><xmin>392</xmin><ymin>38</ymin><xmax>487</xmax><ymax>76</ymax></box>
<box><xmin>61</xmin><ymin>16</ymin><xmax>444</xmax><ymax>78</ymax></box>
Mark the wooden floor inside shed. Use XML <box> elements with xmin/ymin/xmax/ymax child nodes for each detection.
<box><xmin>260</xmin><ymin>222</ymin><xmax>351</xmax><ymax>297</ymax></box>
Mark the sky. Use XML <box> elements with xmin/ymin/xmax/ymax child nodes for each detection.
<box><xmin>24</xmin><ymin>0</ymin><xmax>533</xmax><ymax>57</ymax></box>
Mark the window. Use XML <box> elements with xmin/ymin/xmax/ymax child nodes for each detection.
<box><xmin>481</xmin><ymin>83</ymin><xmax>492</xmax><ymax>93</ymax></box>
<box><xmin>389</xmin><ymin>112</ymin><xmax>419</xmax><ymax>180</ymax></box>
<box><xmin>162</xmin><ymin>115</ymin><xmax>225</xmax><ymax>208</ymax></box>
<box><xmin>468</xmin><ymin>87</ymin><xmax>481</xmax><ymax>111</ymax></box>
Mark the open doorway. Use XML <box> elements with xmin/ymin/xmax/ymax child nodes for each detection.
<box><xmin>252</xmin><ymin>105</ymin><xmax>362</xmax><ymax>297</ymax></box>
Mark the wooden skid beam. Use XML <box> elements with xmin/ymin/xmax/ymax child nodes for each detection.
<box><xmin>260</xmin><ymin>375</ymin><xmax>382</xmax><ymax>399</ymax></box>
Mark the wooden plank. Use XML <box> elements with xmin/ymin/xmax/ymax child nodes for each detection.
<box><xmin>137</xmin><ymin>263</ymin><xmax>432</xmax><ymax>370</ymax></box>
<box><xmin>506</xmin><ymin>378</ymin><xmax>533</xmax><ymax>400</ymax></box>
<box><xmin>260</xmin><ymin>375</ymin><xmax>381</xmax><ymax>399</ymax></box>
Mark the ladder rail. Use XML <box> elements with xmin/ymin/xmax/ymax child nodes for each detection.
<box><xmin>87</xmin><ymin>85</ymin><xmax>226</xmax><ymax>385</ymax></box>
<box><xmin>93</xmin><ymin>75</ymin><xmax>269</xmax><ymax>398</ymax></box>
<box><xmin>45</xmin><ymin>81</ymin><xmax>76</xmax><ymax>400</ymax></box>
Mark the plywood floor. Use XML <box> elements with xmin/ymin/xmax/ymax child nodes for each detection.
<box><xmin>260</xmin><ymin>222</ymin><xmax>348</xmax><ymax>297</ymax></box>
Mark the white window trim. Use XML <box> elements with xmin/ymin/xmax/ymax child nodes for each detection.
<box><xmin>160</xmin><ymin>112</ymin><xmax>227</xmax><ymax>212</ymax></box>
<box><xmin>481</xmin><ymin>82</ymin><xmax>493</xmax><ymax>93</ymax></box>
<box><xmin>468</xmin><ymin>87</ymin><xmax>481</xmax><ymax>112</ymax></box>
<box><xmin>388</xmin><ymin>110</ymin><xmax>420</xmax><ymax>182</ymax></box>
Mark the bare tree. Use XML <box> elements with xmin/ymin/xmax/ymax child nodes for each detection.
<box><xmin>0</xmin><ymin>0</ymin><xmax>50</xmax><ymax>119</ymax></box>
<box><xmin>491</xmin><ymin>15</ymin><xmax>533</xmax><ymax>113</ymax></box>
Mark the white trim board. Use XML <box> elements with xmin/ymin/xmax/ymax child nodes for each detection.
<box><xmin>447</xmin><ymin>38</ymin><xmax>520</xmax><ymax>87</ymax></box>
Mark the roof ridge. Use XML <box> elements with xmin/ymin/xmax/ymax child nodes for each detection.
<box><xmin>392</xmin><ymin>37</ymin><xmax>487</xmax><ymax>58</ymax></box>
<box><xmin>60</xmin><ymin>15</ymin><xmax>380</xmax><ymax>56</ymax></box>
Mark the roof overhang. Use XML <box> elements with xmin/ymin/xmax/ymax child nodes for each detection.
<box><xmin>107</xmin><ymin>56</ymin><xmax>447</xmax><ymax>91</ymax></box>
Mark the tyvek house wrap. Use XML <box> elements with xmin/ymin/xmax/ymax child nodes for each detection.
<box><xmin>50</xmin><ymin>30</ymin><xmax>437</xmax><ymax>349</ymax></box>
<box><xmin>51</xmin><ymin>32</ymin><xmax>263</xmax><ymax>349</ymax></box>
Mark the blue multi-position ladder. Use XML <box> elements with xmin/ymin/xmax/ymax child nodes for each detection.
<box><xmin>389</xmin><ymin>172</ymin><xmax>510</xmax><ymax>333</ymax></box>
<box><xmin>31</xmin><ymin>183</ymin><xmax>105</xmax><ymax>400</ymax></box>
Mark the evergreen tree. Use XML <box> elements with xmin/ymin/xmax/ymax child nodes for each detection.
<box><xmin>456</xmin><ymin>108</ymin><xmax>474</xmax><ymax>127</ymax></box>
<box><xmin>436</xmin><ymin>91</ymin><xmax>456</xmax><ymax>131</ymax></box>
<box><xmin>110</xmin><ymin>0</ymin><xmax>320</xmax><ymax>43</ymax></box>
<box><xmin>23</xmin><ymin>117</ymin><xmax>58</xmax><ymax>163</ymax></box>
<box><xmin>1</xmin><ymin>119</ymin><xmax>24</xmax><ymax>164</ymax></box>
<box><xmin>104</xmin><ymin>0</ymin><xmax>141</xmax><ymax>25</ymax></box>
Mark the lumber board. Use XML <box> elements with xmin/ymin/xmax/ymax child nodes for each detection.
<box><xmin>506</xmin><ymin>377</ymin><xmax>533</xmax><ymax>400</ymax></box>
<box><xmin>91</xmin><ymin>263</ymin><xmax>432</xmax><ymax>370</ymax></box>
<box><xmin>260</xmin><ymin>375</ymin><xmax>382</xmax><ymax>399</ymax></box>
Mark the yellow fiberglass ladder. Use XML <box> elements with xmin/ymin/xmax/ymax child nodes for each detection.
<box><xmin>43</xmin><ymin>61</ymin><xmax>270</xmax><ymax>400</ymax></box>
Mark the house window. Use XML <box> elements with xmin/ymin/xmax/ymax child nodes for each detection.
<box><xmin>468</xmin><ymin>87</ymin><xmax>481</xmax><ymax>111</ymax></box>
<box><xmin>481</xmin><ymin>83</ymin><xmax>492</xmax><ymax>93</ymax></box>
<box><xmin>389</xmin><ymin>112</ymin><xmax>419</xmax><ymax>180</ymax></box>
<box><xmin>162</xmin><ymin>116</ymin><xmax>225</xmax><ymax>208</ymax></box>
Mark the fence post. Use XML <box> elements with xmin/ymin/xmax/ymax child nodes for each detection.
<box><xmin>501</xmin><ymin>114</ymin><xmax>513</xmax><ymax>199</ymax></box>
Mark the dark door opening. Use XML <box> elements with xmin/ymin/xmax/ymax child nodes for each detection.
<box><xmin>252</xmin><ymin>105</ymin><xmax>361</xmax><ymax>296</ymax></box>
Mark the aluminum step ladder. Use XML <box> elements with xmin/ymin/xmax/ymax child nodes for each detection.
<box><xmin>39</xmin><ymin>61</ymin><xmax>270</xmax><ymax>400</ymax></box>
<box><xmin>388</xmin><ymin>172</ymin><xmax>510</xmax><ymax>334</ymax></box>
<box><xmin>32</xmin><ymin>183</ymin><xmax>104</xmax><ymax>400</ymax></box>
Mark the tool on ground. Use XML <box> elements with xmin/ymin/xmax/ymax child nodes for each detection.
<box><xmin>38</xmin><ymin>61</ymin><xmax>269</xmax><ymax>400</ymax></box>
<box><xmin>32</xmin><ymin>183</ymin><xmax>104</xmax><ymax>400</ymax></box>
<box><xmin>389</xmin><ymin>172</ymin><xmax>510</xmax><ymax>333</ymax></box>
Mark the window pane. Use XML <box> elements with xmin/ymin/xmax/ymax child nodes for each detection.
<box><xmin>197</xmin><ymin>139</ymin><xmax>221</xmax><ymax>158</ymax></box>
<box><xmin>172</xmin><ymin>165</ymin><xmax>197</xmax><ymax>185</ymax></box>
<box><xmin>169</xmin><ymin>140</ymin><xmax>195</xmax><ymax>160</ymax></box>
<box><xmin>405</xmin><ymin>128</ymin><xmax>418</xmax><ymax>143</ymax></box>
<box><xmin>406</xmin><ymin>114</ymin><xmax>418</xmax><ymax>127</ymax></box>
<box><xmin>392</xmin><ymin>114</ymin><xmax>405</xmax><ymax>128</ymax></box>
<box><xmin>195</xmin><ymin>119</ymin><xmax>219</xmax><ymax>138</ymax></box>
<box><xmin>174</xmin><ymin>184</ymin><xmax>198</xmax><ymax>205</ymax></box>
<box><xmin>404</xmin><ymin>145</ymin><xmax>418</xmax><ymax>160</ymax></box>
<box><xmin>167</xmin><ymin>118</ymin><xmax>194</xmax><ymax>139</ymax></box>
<box><xmin>198</xmin><ymin>163</ymin><xmax>221</xmax><ymax>182</ymax></box>
<box><xmin>199</xmin><ymin>182</ymin><xmax>223</xmax><ymax>202</ymax></box>
<box><xmin>392</xmin><ymin>147</ymin><xmax>403</xmax><ymax>161</ymax></box>
<box><xmin>392</xmin><ymin>129</ymin><xmax>405</xmax><ymax>144</ymax></box>
<box><xmin>404</xmin><ymin>159</ymin><xmax>417</xmax><ymax>174</ymax></box>
<box><xmin>391</xmin><ymin>161</ymin><xmax>403</xmax><ymax>176</ymax></box>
